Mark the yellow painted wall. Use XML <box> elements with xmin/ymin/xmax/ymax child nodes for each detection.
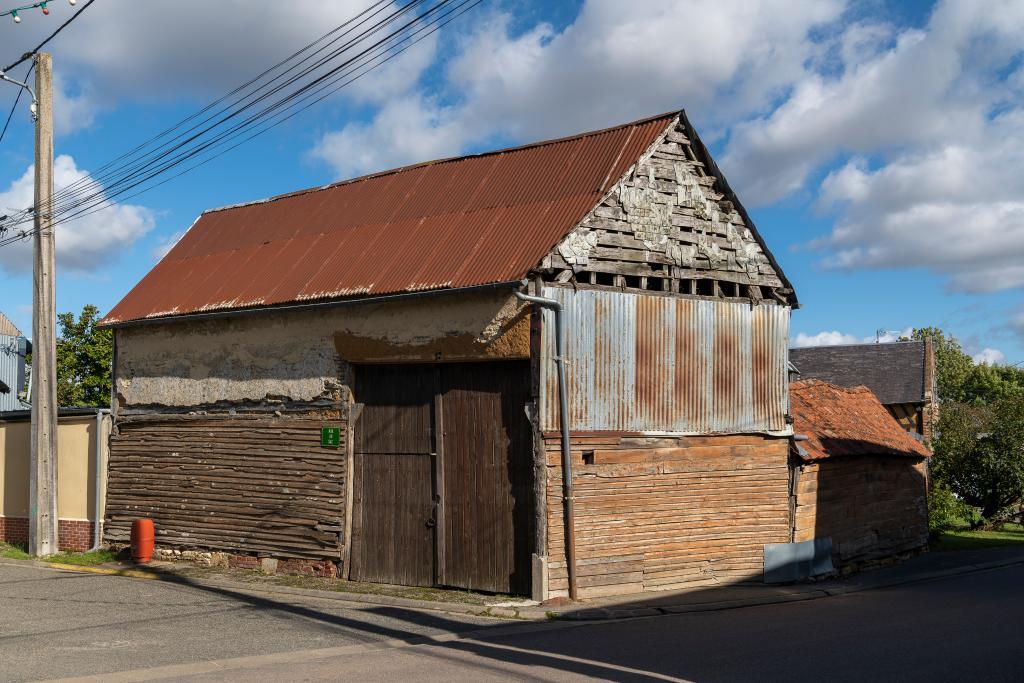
<box><xmin>0</xmin><ymin>414</ymin><xmax>110</xmax><ymax>521</ymax></box>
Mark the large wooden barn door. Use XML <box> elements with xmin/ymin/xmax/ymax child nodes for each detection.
<box><xmin>350</xmin><ymin>365</ymin><xmax>436</xmax><ymax>587</ymax></box>
<box><xmin>350</xmin><ymin>361</ymin><xmax>532</xmax><ymax>594</ymax></box>
<box><xmin>440</xmin><ymin>362</ymin><xmax>532</xmax><ymax>594</ymax></box>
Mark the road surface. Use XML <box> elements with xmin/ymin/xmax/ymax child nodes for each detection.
<box><xmin>1</xmin><ymin>561</ymin><xmax>1022</xmax><ymax>682</ymax></box>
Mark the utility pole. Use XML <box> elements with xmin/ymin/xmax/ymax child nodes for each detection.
<box><xmin>29</xmin><ymin>51</ymin><xmax>57</xmax><ymax>557</ymax></box>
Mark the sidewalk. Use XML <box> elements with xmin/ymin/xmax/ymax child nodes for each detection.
<box><xmin>8</xmin><ymin>545</ymin><xmax>1024</xmax><ymax>623</ymax></box>
<box><xmin>543</xmin><ymin>545</ymin><xmax>1024</xmax><ymax>621</ymax></box>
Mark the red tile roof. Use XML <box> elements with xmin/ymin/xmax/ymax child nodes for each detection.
<box><xmin>102</xmin><ymin>113</ymin><xmax>677</xmax><ymax>325</ymax></box>
<box><xmin>790</xmin><ymin>379</ymin><xmax>931</xmax><ymax>460</ymax></box>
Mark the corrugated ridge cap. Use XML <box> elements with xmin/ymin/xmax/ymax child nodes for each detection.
<box><xmin>202</xmin><ymin>110</ymin><xmax>681</xmax><ymax>215</ymax></box>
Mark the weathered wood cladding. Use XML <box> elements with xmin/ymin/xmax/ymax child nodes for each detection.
<box><xmin>541</xmin><ymin>287</ymin><xmax>790</xmax><ymax>434</ymax></box>
<box><xmin>544</xmin><ymin>433</ymin><xmax>790</xmax><ymax>598</ymax></box>
<box><xmin>540</xmin><ymin>118</ymin><xmax>793</xmax><ymax>304</ymax></box>
<box><xmin>104</xmin><ymin>415</ymin><xmax>346</xmax><ymax>561</ymax></box>
<box><xmin>794</xmin><ymin>457</ymin><xmax>929</xmax><ymax>565</ymax></box>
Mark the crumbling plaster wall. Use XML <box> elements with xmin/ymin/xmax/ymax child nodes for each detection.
<box><xmin>116</xmin><ymin>289</ymin><xmax>529</xmax><ymax>409</ymax></box>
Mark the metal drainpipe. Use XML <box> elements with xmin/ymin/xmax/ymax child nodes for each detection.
<box><xmin>514</xmin><ymin>286</ymin><xmax>578</xmax><ymax>601</ymax></box>
<box><xmin>88</xmin><ymin>408</ymin><xmax>111</xmax><ymax>552</ymax></box>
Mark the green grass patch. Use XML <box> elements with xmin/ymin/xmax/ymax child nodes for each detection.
<box><xmin>0</xmin><ymin>542</ymin><xmax>31</xmax><ymax>560</ymax></box>
<box><xmin>937</xmin><ymin>523</ymin><xmax>1024</xmax><ymax>551</ymax></box>
<box><xmin>0</xmin><ymin>542</ymin><xmax>117</xmax><ymax>565</ymax></box>
<box><xmin>47</xmin><ymin>548</ymin><xmax>119</xmax><ymax>566</ymax></box>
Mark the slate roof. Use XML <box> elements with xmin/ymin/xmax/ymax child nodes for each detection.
<box><xmin>789</xmin><ymin>341</ymin><xmax>927</xmax><ymax>405</ymax></box>
<box><xmin>790</xmin><ymin>379</ymin><xmax>931</xmax><ymax>461</ymax></box>
<box><xmin>101</xmin><ymin>110</ymin><xmax>795</xmax><ymax>326</ymax></box>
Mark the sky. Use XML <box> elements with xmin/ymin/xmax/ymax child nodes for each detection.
<box><xmin>0</xmin><ymin>0</ymin><xmax>1022</xmax><ymax>364</ymax></box>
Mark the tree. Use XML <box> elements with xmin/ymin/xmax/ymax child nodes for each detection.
<box><xmin>911</xmin><ymin>327</ymin><xmax>1024</xmax><ymax>405</ymax></box>
<box><xmin>933</xmin><ymin>397</ymin><xmax>1024</xmax><ymax>525</ymax></box>
<box><xmin>911</xmin><ymin>327</ymin><xmax>974</xmax><ymax>403</ymax></box>
<box><xmin>55</xmin><ymin>305</ymin><xmax>112</xmax><ymax>407</ymax></box>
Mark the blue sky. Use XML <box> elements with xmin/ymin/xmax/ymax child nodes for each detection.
<box><xmin>0</xmin><ymin>0</ymin><xmax>1022</xmax><ymax>364</ymax></box>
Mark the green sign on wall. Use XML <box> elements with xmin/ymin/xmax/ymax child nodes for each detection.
<box><xmin>321</xmin><ymin>426</ymin><xmax>342</xmax><ymax>448</ymax></box>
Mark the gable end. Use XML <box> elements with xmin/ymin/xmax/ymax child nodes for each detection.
<box><xmin>535</xmin><ymin>113</ymin><xmax>797</xmax><ymax>306</ymax></box>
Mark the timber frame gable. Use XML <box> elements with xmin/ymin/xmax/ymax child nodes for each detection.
<box><xmin>533</xmin><ymin>111</ymin><xmax>798</xmax><ymax>307</ymax></box>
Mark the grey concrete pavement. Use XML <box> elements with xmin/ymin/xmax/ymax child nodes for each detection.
<box><xmin>0</xmin><ymin>562</ymin><xmax>503</xmax><ymax>683</ymax></box>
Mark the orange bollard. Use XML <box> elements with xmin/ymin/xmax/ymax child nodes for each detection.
<box><xmin>130</xmin><ymin>518</ymin><xmax>154</xmax><ymax>564</ymax></box>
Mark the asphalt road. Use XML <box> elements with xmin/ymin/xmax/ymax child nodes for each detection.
<box><xmin>2</xmin><ymin>561</ymin><xmax>1023</xmax><ymax>682</ymax></box>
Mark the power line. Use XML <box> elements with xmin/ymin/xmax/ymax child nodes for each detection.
<box><xmin>4</xmin><ymin>0</ymin><xmax>427</xmax><ymax>222</ymax></box>
<box><xmin>2</xmin><ymin>0</ymin><xmax>97</xmax><ymax>73</ymax></box>
<box><xmin>0</xmin><ymin>61</ymin><xmax>33</xmax><ymax>144</ymax></box>
<box><xmin>0</xmin><ymin>0</ymin><xmax>482</xmax><ymax>244</ymax></box>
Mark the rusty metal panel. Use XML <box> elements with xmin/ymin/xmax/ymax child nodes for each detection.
<box><xmin>542</xmin><ymin>287</ymin><xmax>791</xmax><ymax>434</ymax></box>
<box><xmin>103</xmin><ymin>114</ymin><xmax>675</xmax><ymax>325</ymax></box>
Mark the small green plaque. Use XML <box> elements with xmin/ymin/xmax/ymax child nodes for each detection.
<box><xmin>321</xmin><ymin>426</ymin><xmax>342</xmax><ymax>448</ymax></box>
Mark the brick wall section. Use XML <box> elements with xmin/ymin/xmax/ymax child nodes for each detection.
<box><xmin>0</xmin><ymin>517</ymin><xmax>93</xmax><ymax>551</ymax></box>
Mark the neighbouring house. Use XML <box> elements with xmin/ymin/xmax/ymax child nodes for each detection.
<box><xmin>0</xmin><ymin>408</ymin><xmax>112</xmax><ymax>550</ymax></box>
<box><xmin>99</xmin><ymin>110</ymin><xmax>803</xmax><ymax>599</ymax></box>
<box><xmin>789</xmin><ymin>379</ymin><xmax>931</xmax><ymax>569</ymax></box>
<box><xmin>0</xmin><ymin>311</ymin><xmax>30</xmax><ymax>411</ymax></box>
<box><xmin>789</xmin><ymin>341</ymin><xmax>937</xmax><ymax>440</ymax></box>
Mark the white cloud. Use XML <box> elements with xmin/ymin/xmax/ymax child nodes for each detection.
<box><xmin>791</xmin><ymin>326</ymin><xmax>915</xmax><ymax>347</ymax></box>
<box><xmin>791</xmin><ymin>330</ymin><xmax>860</xmax><ymax>347</ymax></box>
<box><xmin>312</xmin><ymin>94</ymin><xmax>467</xmax><ymax>179</ymax></box>
<box><xmin>972</xmin><ymin>347</ymin><xmax>1007</xmax><ymax>365</ymax></box>
<box><xmin>3</xmin><ymin>1</ymin><xmax>440</xmax><ymax>136</ymax></box>
<box><xmin>718</xmin><ymin>0</ymin><xmax>1024</xmax><ymax>293</ymax></box>
<box><xmin>152</xmin><ymin>230</ymin><xmax>185</xmax><ymax>260</ymax></box>
<box><xmin>0</xmin><ymin>155</ymin><xmax>154</xmax><ymax>274</ymax></box>
<box><xmin>312</xmin><ymin>0</ymin><xmax>845</xmax><ymax>178</ymax></box>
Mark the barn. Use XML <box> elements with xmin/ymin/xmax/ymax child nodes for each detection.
<box><xmin>100</xmin><ymin>110</ymin><xmax>800</xmax><ymax>599</ymax></box>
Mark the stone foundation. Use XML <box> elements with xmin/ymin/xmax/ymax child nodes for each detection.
<box><xmin>150</xmin><ymin>547</ymin><xmax>339</xmax><ymax>578</ymax></box>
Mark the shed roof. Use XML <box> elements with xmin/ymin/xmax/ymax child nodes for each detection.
<box><xmin>790</xmin><ymin>379</ymin><xmax>930</xmax><ymax>461</ymax></box>
<box><xmin>789</xmin><ymin>341</ymin><xmax>927</xmax><ymax>405</ymax></box>
<box><xmin>0</xmin><ymin>311</ymin><xmax>23</xmax><ymax>338</ymax></box>
<box><xmin>102</xmin><ymin>110</ymin><xmax>794</xmax><ymax>326</ymax></box>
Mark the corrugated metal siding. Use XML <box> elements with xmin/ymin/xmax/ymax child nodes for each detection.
<box><xmin>0</xmin><ymin>335</ymin><xmax>28</xmax><ymax>412</ymax></box>
<box><xmin>542</xmin><ymin>287</ymin><xmax>790</xmax><ymax>434</ymax></box>
<box><xmin>103</xmin><ymin>114</ymin><xmax>674</xmax><ymax>325</ymax></box>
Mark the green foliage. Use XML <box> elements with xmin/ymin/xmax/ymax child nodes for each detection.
<box><xmin>55</xmin><ymin>304</ymin><xmax>112</xmax><ymax>408</ymax></box>
<box><xmin>928</xmin><ymin>482</ymin><xmax>973</xmax><ymax>535</ymax></box>
<box><xmin>911</xmin><ymin>327</ymin><xmax>1024</xmax><ymax>405</ymax></box>
<box><xmin>933</xmin><ymin>398</ymin><xmax>1024</xmax><ymax>523</ymax></box>
<box><xmin>912</xmin><ymin>327</ymin><xmax>973</xmax><ymax>403</ymax></box>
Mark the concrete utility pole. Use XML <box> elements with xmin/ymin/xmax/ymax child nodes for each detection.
<box><xmin>29</xmin><ymin>52</ymin><xmax>58</xmax><ymax>557</ymax></box>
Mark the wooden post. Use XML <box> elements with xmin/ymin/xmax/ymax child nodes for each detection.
<box><xmin>29</xmin><ymin>52</ymin><xmax>58</xmax><ymax>557</ymax></box>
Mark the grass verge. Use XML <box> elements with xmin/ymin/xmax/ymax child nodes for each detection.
<box><xmin>936</xmin><ymin>523</ymin><xmax>1024</xmax><ymax>551</ymax></box>
<box><xmin>0</xmin><ymin>542</ymin><xmax>117</xmax><ymax>565</ymax></box>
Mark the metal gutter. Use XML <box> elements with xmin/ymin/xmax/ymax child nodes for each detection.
<box><xmin>99</xmin><ymin>281</ymin><xmax>522</xmax><ymax>329</ymax></box>
<box><xmin>89</xmin><ymin>408</ymin><xmax>111</xmax><ymax>552</ymax></box>
<box><xmin>514</xmin><ymin>285</ymin><xmax>578</xmax><ymax>601</ymax></box>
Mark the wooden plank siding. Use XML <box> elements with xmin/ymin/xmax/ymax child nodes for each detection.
<box><xmin>544</xmin><ymin>433</ymin><xmax>790</xmax><ymax>598</ymax></box>
<box><xmin>794</xmin><ymin>457</ymin><xmax>929</xmax><ymax>565</ymax></box>
<box><xmin>105</xmin><ymin>416</ymin><xmax>346</xmax><ymax>560</ymax></box>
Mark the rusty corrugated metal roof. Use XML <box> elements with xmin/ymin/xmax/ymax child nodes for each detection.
<box><xmin>790</xmin><ymin>379</ymin><xmax>931</xmax><ymax>460</ymax></box>
<box><xmin>102</xmin><ymin>113</ymin><xmax>676</xmax><ymax>325</ymax></box>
